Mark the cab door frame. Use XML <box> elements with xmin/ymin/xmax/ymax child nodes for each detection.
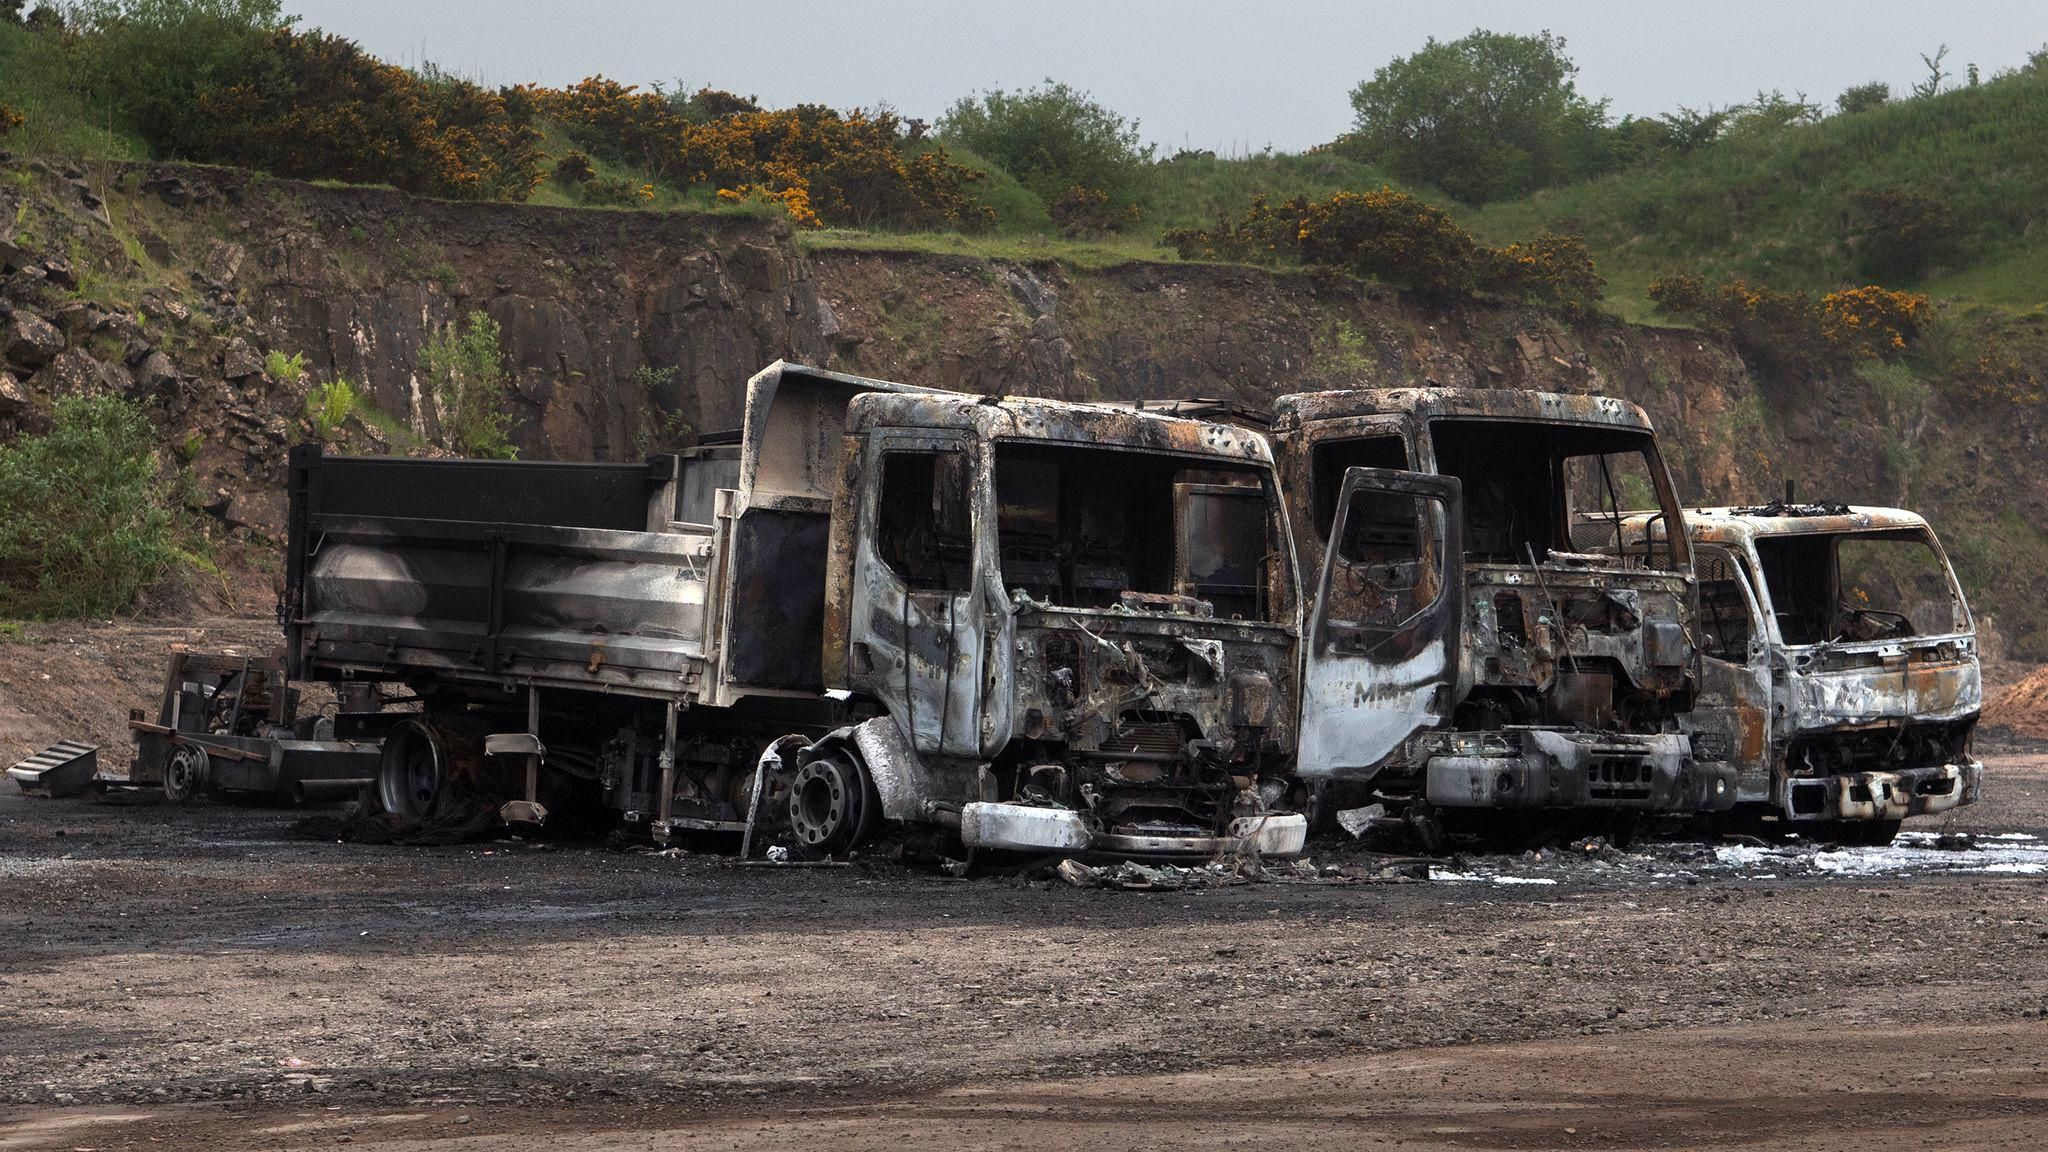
<box><xmin>1298</xmin><ymin>466</ymin><xmax>1464</xmax><ymax>779</ymax></box>
<box><xmin>1687</xmin><ymin>542</ymin><xmax>1775</xmax><ymax>803</ymax></box>
<box><xmin>846</xmin><ymin>429</ymin><xmax>1001</xmax><ymax>759</ymax></box>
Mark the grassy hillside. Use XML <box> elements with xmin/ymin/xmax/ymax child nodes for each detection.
<box><xmin>4</xmin><ymin>7</ymin><xmax>2045</xmax><ymax>320</ymax></box>
<box><xmin>1462</xmin><ymin>68</ymin><xmax>2048</xmax><ymax>314</ymax></box>
<box><xmin>0</xmin><ymin>20</ymin><xmax>146</xmax><ymax>160</ymax></box>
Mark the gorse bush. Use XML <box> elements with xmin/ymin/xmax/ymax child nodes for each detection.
<box><xmin>1295</xmin><ymin>189</ymin><xmax>1482</xmax><ymax>296</ymax></box>
<box><xmin>420</xmin><ymin>311</ymin><xmax>517</xmax><ymax>459</ymax></box>
<box><xmin>552</xmin><ymin>150</ymin><xmax>594</xmax><ymax>185</ymax></box>
<box><xmin>1648</xmin><ymin>275</ymin><xmax>1930</xmax><ymax>379</ymax></box>
<box><xmin>199</xmin><ymin>33</ymin><xmax>545</xmax><ymax>200</ymax></box>
<box><xmin>1820</xmin><ymin>285</ymin><xmax>1931</xmax><ymax>359</ymax></box>
<box><xmin>57</xmin><ymin>2</ymin><xmax>543</xmax><ymax>199</ymax></box>
<box><xmin>1166</xmin><ymin>189</ymin><xmax>1603</xmax><ymax>314</ymax></box>
<box><xmin>0</xmin><ymin>396</ymin><xmax>178</xmax><ymax>618</ymax></box>
<box><xmin>1485</xmin><ymin>233</ymin><xmax>1606</xmax><ymax>319</ymax></box>
<box><xmin>541</xmin><ymin>78</ymin><xmax>992</xmax><ymax>230</ymax></box>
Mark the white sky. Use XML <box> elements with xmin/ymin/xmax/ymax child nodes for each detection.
<box><xmin>281</xmin><ymin>0</ymin><xmax>2048</xmax><ymax>153</ymax></box>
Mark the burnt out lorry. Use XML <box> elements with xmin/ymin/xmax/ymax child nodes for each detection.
<box><xmin>1617</xmin><ymin>502</ymin><xmax>1982</xmax><ymax>844</ymax></box>
<box><xmin>1263</xmin><ymin>388</ymin><xmax>1738</xmax><ymax>843</ymax></box>
<box><xmin>283</xmin><ymin>362</ymin><xmax>1307</xmax><ymax>858</ymax></box>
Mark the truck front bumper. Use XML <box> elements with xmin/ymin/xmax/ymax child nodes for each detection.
<box><xmin>957</xmin><ymin>802</ymin><xmax>1308</xmax><ymax>858</ymax></box>
<box><xmin>1425</xmin><ymin>729</ymin><xmax>1738</xmax><ymax>812</ymax></box>
<box><xmin>1781</xmin><ymin>760</ymin><xmax>1982</xmax><ymax>822</ymax></box>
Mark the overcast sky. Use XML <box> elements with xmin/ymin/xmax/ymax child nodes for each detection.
<box><xmin>282</xmin><ymin>1</ymin><xmax>2047</xmax><ymax>153</ymax></box>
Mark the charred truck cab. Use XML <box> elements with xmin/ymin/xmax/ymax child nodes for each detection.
<box><xmin>819</xmin><ymin>390</ymin><xmax>1303</xmax><ymax>856</ymax></box>
<box><xmin>1270</xmin><ymin>388</ymin><xmax>1737</xmax><ymax>832</ymax></box>
<box><xmin>1622</xmin><ymin>504</ymin><xmax>1982</xmax><ymax>844</ymax></box>
<box><xmin>284</xmin><ymin>363</ymin><xmax>1304</xmax><ymax>859</ymax></box>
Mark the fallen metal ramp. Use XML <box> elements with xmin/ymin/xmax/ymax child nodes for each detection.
<box><xmin>7</xmin><ymin>741</ymin><xmax>101</xmax><ymax>798</ymax></box>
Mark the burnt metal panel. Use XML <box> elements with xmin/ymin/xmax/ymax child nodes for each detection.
<box><xmin>307</xmin><ymin>453</ymin><xmax>664</xmax><ymax>531</ymax></box>
<box><xmin>726</xmin><ymin>509</ymin><xmax>832</xmax><ymax>690</ymax></box>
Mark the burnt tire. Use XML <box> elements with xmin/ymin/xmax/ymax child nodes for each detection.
<box><xmin>787</xmin><ymin>749</ymin><xmax>876</xmax><ymax>858</ymax></box>
<box><xmin>377</xmin><ymin>719</ymin><xmax>446</xmax><ymax>822</ymax></box>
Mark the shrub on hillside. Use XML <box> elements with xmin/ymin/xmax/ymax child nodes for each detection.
<box><xmin>1836</xmin><ymin>81</ymin><xmax>1891</xmax><ymax>115</ymax></box>
<box><xmin>1345</xmin><ymin>29</ymin><xmax>1611</xmax><ymax>203</ymax></box>
<box><xmin>66</xmin><ymin>0</ymin><xmax>287</xmax><ymax>160</ymax></box>
<box><xmin>937</xmin><ymin>80</ymin><xmax>1152</xmax><ymax>231</ymax></box>
<box><xmin>421</xmin><ymin>311</ymin><xmax>517</xmax><ymax>459</ymax></box>
<box><xmin>1484</xmin><ymin>233</ymin><xmax>1606</xmax><ymax>319</ymax></box>
<box><xmin>1047</xmin><ymin>184</ymin><xmax>1135</xmax><ymax>236</ymax></box>
<box><xmin>1955</xmin><ymin>345</ymin><xmax>2045</xmax><ymax>404</ymax></box>
<box><xmin>543</xmin><ymin>81</ymin><xmax>992</xmax><ymax>230</ymax></box>
<box><xmin>1168</xmin><ymin>189</ymin><xmax>1604</xmax><ymax>313</ymax></box>
<box><xmin>1161</xmin><ymin>194</ymin><xmax>1300</xmax><ymax>263</ymax></box>
<box><xmin>0</xmin><ymin>396</ymin><xmax>178</xmax><ymax>618</ymax></box>
<box><xmin>552</xmin><ymin>151</ymin><xmax>595</xmax><ymax>185</ymax></box>
<box><xmin>1603</xmin><ymin>106</ymin><xmax>1732</xmax><ymax>167</ymax></box>
<box><xmin>198</xmin><ymin>31</ymin><xmax>545</xmax><ymax>200</ymax></box>
<box><xmin>1848</xmin><ymin>185</ymin><xmax>1957</xmax><ymax>281</ymax></box>
<box><xmin>1821</xmin><ymin>285</ymin><xmax>1930</xmax><ymax>358</ymax></box>
<box><xmin>1649</xmin><ymin>275</ymin><xmax>1930</xmax><ymax>379</ymax></box>
<box><xmin>1721</xmin><ymin>89</ymin><xmax>1824</xmax><ymax>140</ymax></box>
<box><xmin>0</xmin><ymin>102</ymin><xmax>21</xmax><ymax>135</ymax></box>
<box><xmin>1295</xmin><ymin>189</ymin><xmax>1483</xmax><ymax>297</ymax></box>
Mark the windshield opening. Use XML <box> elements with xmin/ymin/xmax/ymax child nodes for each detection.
<box><xmin>1755</xmin><ymin>529</ymin><xmax>1966</xmax><ymax>644</ymax></box>
<box><xmin>1427</xmin><ymin>419</ymin><xmax>1684</xmax><ymax>569</ymax></box>
<box><xmin>1309</xmin><ymin>433</ymin><xmax>1408</xmax><ymax>541</ymax></box>
<box><xmin>994</xmin><ymin>442</ymin><xmax>1283</xmax><ymax>621</ymax></box>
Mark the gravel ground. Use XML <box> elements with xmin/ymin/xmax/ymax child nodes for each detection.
<box><xmin>1</xmin><ymin>749</ymin><xmax>2044</xmax><ymax>1149</ymax></box>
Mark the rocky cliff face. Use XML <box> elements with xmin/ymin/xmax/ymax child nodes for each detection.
<box><xmin>1</xmin><ymin>158</ymin><xmax>2041</xmax><ymax>654</ymax></box>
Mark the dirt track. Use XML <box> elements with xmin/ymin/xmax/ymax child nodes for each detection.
<box><xmin>2</xmin><ymin>747</ymin><xmax>2045</xmax><ymax>1149</ymax></box>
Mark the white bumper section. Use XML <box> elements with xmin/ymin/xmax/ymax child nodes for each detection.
<box><xmin>957</xmin><ymin>802</ymin><xmax>1308</xmax><ymax>858</ymax></box>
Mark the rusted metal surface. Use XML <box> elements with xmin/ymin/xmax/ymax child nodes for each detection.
<box><xmin>1621</xmin><ymin>505</ymin><xmax>1983</xmax><ymax>827</ymax></box>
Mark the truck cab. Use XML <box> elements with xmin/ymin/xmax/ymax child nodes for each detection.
<box><xmin>1622</xmin><ymin>503</ymin><xmax>1983</xmax><ymax>843</ymax></box>
<box><xmin>814</xmin><ymin>388</ymin><xmax>1304</xmax><ymax>856</ymax></box>
<box><xmin>1269</xmin><ymin>388</ymin><xmax>1736</xmax><ymax>834</ymax></box>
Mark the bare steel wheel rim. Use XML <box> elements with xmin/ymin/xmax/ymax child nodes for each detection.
<box><xmin>378</xmin><ymin>721</ymin><xmax>444</xmax><ymax>821</ymax></box>
<box><xmin>162</xmin><ymin>745</ymin><xmax>208</xmax><ymax>803</ymax></box>
<box><xmin>787</xmin><ymin>754</ymin><xmax>869</xmax><ymax>855</ymax></box>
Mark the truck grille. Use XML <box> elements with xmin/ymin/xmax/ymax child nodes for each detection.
<box><xmin>1100</xmin><ymin>720</ymin><xmax>1186</xmax><ymax>759</ymax></box>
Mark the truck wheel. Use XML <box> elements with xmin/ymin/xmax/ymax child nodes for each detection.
<box><xmin>378</xmin><ymin>720</ymin><xmax>445</xmax><ymax>822</ymax></box>
<box><xmin>787</xmin><ymin>750</ymin><xmax>876</xmax><ymax>857</ymax></box>
<box><xmin>162</xmin><ymin>745</ymin><xmax>209</xmax><ymax>804</ymax></box>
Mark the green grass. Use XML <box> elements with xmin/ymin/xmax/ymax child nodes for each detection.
<box><xmin>1140</xmin><ymin>148</ymin><xmax>1412</xmax><ymax>234</ymax></box>
<box><xmin>0</xmin><ymin>23</ymin><xmax>147</xmax><ymax>161</ymax></box>
<box><xmin>1460</xmin><ymin>67</ymin><xmax>2048</xmax><ymax>308</ymax></box>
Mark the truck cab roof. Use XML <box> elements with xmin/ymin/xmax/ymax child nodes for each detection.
<box><xmin>1271</xmin><ymin>387</ymin><xmax>1657</xmax><ymax>434</ymax></box>
<box><xmin>849</xmin><ymin>391</ymin><xmax>1276</xmax><ymax>466</ymax></box>
<box><xmin>1624</xmin><ymin>505</ymin><xmax>1934</xmax><ymax>548</ymax></box>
